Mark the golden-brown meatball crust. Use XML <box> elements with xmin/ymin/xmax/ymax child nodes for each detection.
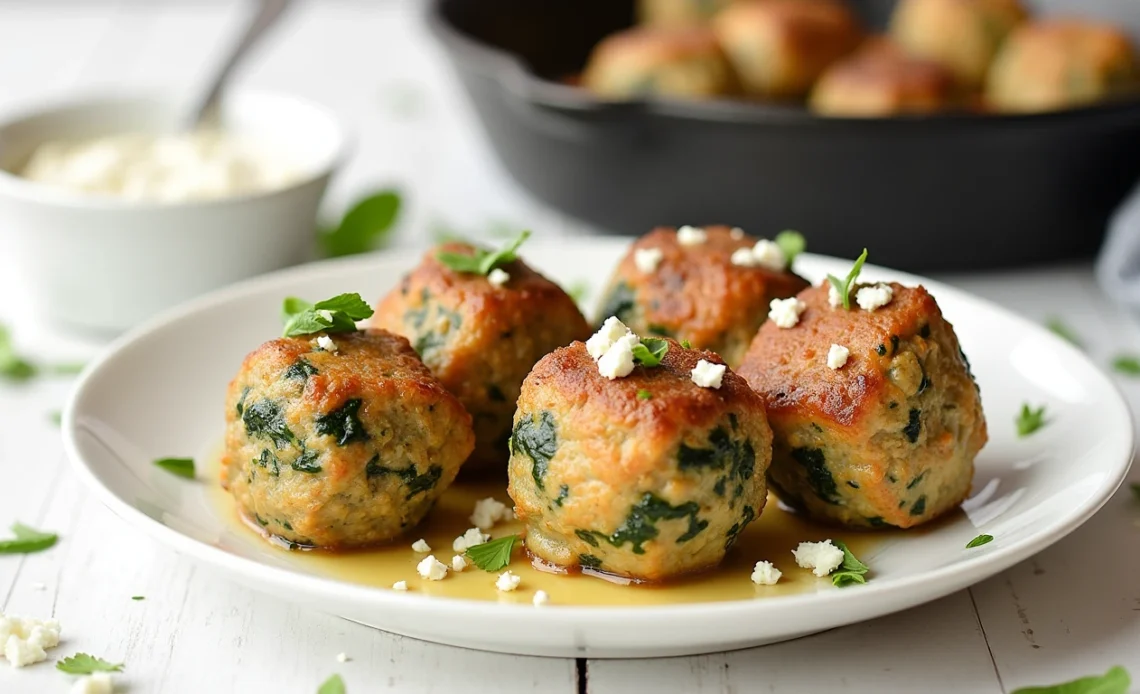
<box><xmin>508</xmin><ymin>340</ymin><xmax>772</xmax><ymax>581</ymax></box>
<box><xmin>222</xmin><ymin>329</ymin><xmax>474</xmax><ymax>548</ymax></box>
<box><xmin>596</xmin><ymin>226</ymin><xmax>810</xmax><ymax>368</ymax></box>
<box><xmin>985</xmin><ymin>19</ymin><xmax>1139</xmax><ymax>113</ymax></box>
<box><xmin>737</xmin><ymin>283</ymin><xmax>987</xmax><ymax>529</ymax></box>
<box><xmin>637</xmin><ymin>0</ymin><xmax>737</xmax><ymax>28</ymax></box>
<box><xmin>889</xmin><ymin>0</ymin><xmax>1027</xmax><ymax>90</ymax></box>
<box><xmin>582</xmin><ymin>27</ymin><xmax>738</xmax><ymax>99</ymax></box>
<box><xmin>712</xmin><ymin>0</ymin><xmax>863</xmax><ymax>99</ymax></box>
<box><xmin>373</xmin><ymin>244</ymin><xmax>591</xmax><ymax>474</ymax></box>
<box><xmin>810</xmin><ymin>39</ymin><xmax>958</xmax><ymax>116</ymax></box>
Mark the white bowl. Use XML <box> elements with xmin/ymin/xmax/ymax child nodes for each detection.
<box><xmin>0</xmin><ymin>91</ymin><xmax>349</xmax><ymax>333</ymax></box>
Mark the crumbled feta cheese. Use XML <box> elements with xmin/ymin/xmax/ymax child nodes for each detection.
<box><xmin>488</xmin><ymin>268</ymin><xmax>510</xmax><ymax>287</ymax></box>
<box><xmin>416</xmin><ymin>555</ymin><xmax>449</xmax><ymax>581</ymax></box>
<box><xmin>451</xmin><ymin>555</ymin><xmax>468</xmax><ymax>572</ymax></box>
<box><xmin>316</xmin><ymin>334</ymin><xmax>337</xmax><ymax>352</ymax></box>
<box><xmin>0</xmin><ymin>613</ymin><xmax>61</xmax><ymax>668</ymax></box>
<box><xmin>856</xmin><ymin>283</ymin><xmax>893</xmax><ymax>311</ymax></box>
<box><xmin>730</xmin><ymin>247</ymin><xmax>756</xmax><ymax>267</ymax></box>
<box><xmin>597</xmin><ymin>334</ymin><xmax>638</xmax><ymax>380</ymax></box>
<box><xmin>470</xmin><ymin>497</ymin><xmax>513</xmax><ymax>529</ymax></box>
<box><xmin>792</xmin><ymin>540</ymin><xmax>845</xmax><ymax>577</ymax></box>
<box><xmin>70</xmin><ymin>673</ymin><xmax>113</xmax><ymax>694</ymax></box>
<box><xmin>495</xmin><ymin>571</ymin><xmax>522</xmax><ymax>592</ymax></box>
<box><xmin>827</xmin><ymin>344</ymin><xmax>850</xmax><ymax>370</ymax></box>
<box><xmin>586</xmin><ymin>316</ymin><xmax>632</xmax><ymax>360</ymax></box>
<box><xmin>392</xmin><ymin>581</ymin><xmax>408</xmax><ymax>591</ymax></box>
<box><xmin>751</xmin><ymin>561</ymin><xmax>782</xmax><ymax>585</ymax></box>
<box><xmin>730</xmin><ymin>227</ymin><xmax>745</xmax><ymax>240</ymax></box>
<box><xmin>768</xmin><ymin>297</ymin><xmax>807</xmax><ymax>329</ymax></box>
<box><xmin>691</xmin><ymin>359</ymin><xmax>726</xmax><ymax>389</ymax></box>
<box><xmin>828</xmin><ymin>283</ymin><xmax>844</xmax><ymax>308</ymax></box>
<box><xmin>336</xmin><ymin>652</ymin><xmax>348</xmax><ymax>663</ymax></box>
<box><xmin>634</xmin><ymin>247</ymin><xmax>664</xmax><ymax>274</ymax></box>
<box><xmin>452</xmin><ymin>527</ymin><xmax>490</xmax><ymax>553</ymax></box>
<box><xmin>411</xmin><ymin>539</ymin><xmax>431</xmax><ymax>553</ymax></box>
<box><xmin>751</xmin><ymin>240</ymin><xmax>787</xmax><ymax>271</ymax></box>
<box><xmin>533</xmin><ymin>590</ymin><xmax>550</xmax><ymax>606</ymax></box>
<box><xmin>676</xmin><ymin>225</ymin><xmax>707</xmax><ymax>246</ymax></box>
<box><xmin>317</xmin><ymin>309</ymin><xmax>334</xmax><ymax>322</ymax></box>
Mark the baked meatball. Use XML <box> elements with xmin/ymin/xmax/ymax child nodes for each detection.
<box><xmin>737</xmin><ymin>282</ymin><xmax>987</xmax><ymax>529</ymax></box>
<box><xmin>221</xmin><ymin>329</ymin><xmax>474</xmax><ymax>548</ymax></box>
<box><xmin>508</xmin><ymin>336</ymin><xmax>772</xmax><ymax>581</ymax></box>
<box><xmin>637</xmin><ymin>0</ymin><xmax>736</xmax><ymax>28</ymax></box>
<box><xmin>985</xmin><ymin>19</ymin><xmax>1139</xmax><ymax>113</ymax></box>
<box><xmin>810</xmin><ymin>40</ymin><xmax>958</xmax><ymax>116</ymax></box>
<box><xmin>582</xmin><ymin>27</ymin><xmax>737</xmax><ymax>99</ymax></box>
<box><xmin>712</xmin><ymin>0</ymin><xmax>862</xmax><ymax>99</ymax></box>
<box><xmin>373</xmin><ymin>244</ymin><xmax>591</xmax><ymax>473</ymax></box>
<box><xmin>889</xmin><ymin>0</ymin><xmax>1027</xmax><ymax>90</ymax></box>
<box><xmin>595</xmin><ymin>226</ymin><xmax>810</xmax><ymax>368</ymax></box>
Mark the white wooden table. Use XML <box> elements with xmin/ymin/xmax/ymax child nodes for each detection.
<box><xmin>1</xmin><ymin>3</ymin><xmax>1139</xmax><ymax>692</ymax></box>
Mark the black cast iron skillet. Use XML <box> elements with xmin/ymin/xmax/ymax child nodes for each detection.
<box><xmin>427</xmin><ymin>0</ymin><xmax>1140</xmax><ymax>271</ymax></box>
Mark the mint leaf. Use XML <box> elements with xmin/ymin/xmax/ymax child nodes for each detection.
<box><xmin>774</xmin><ymin>230</ymin><xmax>806</xmax><ymax>264</ymax></box>
<box><xmin>830</xmin><ymin>540</ymin><xmax>869</xmax><ymax>587</ymax></box>
<box><xmin>313</xmin><ymin>294</ymin><xmax>374</xmax><ymax>322</ymax></box>
<box><xmin>1111</xmin><ymin>355</ymin><xmax>1140</xmax><ymax>376</ymax></box>
<box><xmin>282</xmin><ymin>293</ymin><xmax>374</xmax><ymax>338</ymax></box>
<box><xmin>465</xmin><ymin>535</ymin><xmax>518</xmax><ymax>571</ymax></box>
<box><xmin>320</xmin><ymin>190</ymin><xmax>401</xmax><ymax>258</ymax></box>
<box><xmin>637</xmin><ymin>389</ymin><xmax>652</xmax><ymax>400</ymax></box>
<box><xmin>1016</xmin><ymin>403</ymin><xmax>1047</xmax><ymax>438</ymax></box>
<box><xmin>1045</xmin><ymin>317</ymin><xmax>1082</xmax><ymax>348</ymax></box>
<box><xmin>631</xmin><ymin>337</ymin><xmax>669</xmax><ymax>367</ymax></box>
<box><xmin>0</xmin><ymin>522</ymin><xmax>57</xmax><ymax>554</ymax></box>
<box><xmin>436</xmin><ymin>230</ymin><xmax>532</xmax><ymax>276</ymax></box>
<box><xmin>826</xmin><ymin>248</ymin><xmax>868</xmax><ymax>311</ymax></box>
<box><xmin>1011</xmin><ymin>666</ymin><xmax>1130</xmax><ymax>694</ymax></box>
<box><xmin>318</xmin><ymin>674</ymin><xmax>346</xmax><ymax>694</ymax></box>
<box><xmin>56</xmin><ymin>653</ymin><xmax>123</xmax><ymax>675</ymax></box>
<box><xmin>154</xmin><ymin>457</ymin><xmax>195</xmax><ymax>479</ymax></box>
<box><xmin>0</xmin><ymin>324</ymin><xmax>37</xmax><ymax>383</ymax></box>
<box><xmin>966</xmin><ymin>534</ymin><xmax>993</xmax><ymax>548</ymax></box>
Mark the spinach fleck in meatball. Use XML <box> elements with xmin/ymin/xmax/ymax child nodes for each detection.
<box><xmin>596</xmin><ymin>226</ymin><xmax>809</xmax><ymax>368</ymax></box>
<box><xmin>712</xmin><ymin>0</ymin><xmax>863</xmax><ymax>99</ymax></box>
<box><xmin>889</xmin><ymin>0</ymin><xmax>1027</xmax><ymax>90</ymax></box>
<box><xmin>582</xmin><ymin>27</ymin><xmax>738</xmax><ymax>99</ymax></box>
<box><xmin>508</xmin><ymin>340</ymin><xmax>772</xmax><ymax>582</ymax></box>
<box><xmin>373</xmin><ymin>244</ymin><xmax>591</xmax><ymax>474</ymax></box>
<box><xmin>737</xmin><ymin>282</ymin><xmax>987</xmax><ymax>529</ymax></box>
<box><xmin>985</xmin><ymin>19</ymin><xmax>1138</xmax><ymax>113</ymax></box>
<box><xmin>221</xmin><ymin>329</ymin><xmax>474</xmax><ymax>548</ymax></box>
<box><xmin>637</xmin><ymin>0</ymin><xmax>737</xmax><ymax>28</ymax></box>
<box><xmin>811</xmin><ymin>39</ymin><xmax>958</xmax><ymax>116</ymax></box>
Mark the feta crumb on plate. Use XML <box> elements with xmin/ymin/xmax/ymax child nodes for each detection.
<box><xmin>751</xmin><ymin>561</ymin><xmax>782</xmax><ymax>586</ymax></box>
<box><xmin>417</xmin><ymin>555</ymin><xmax>449</xmax><ymax>581</ymax></box>
<box><xmin>533</xmin><ymin>590</ymin><xmax>550</xmax><ymax>606</ymax></box>
<box><xmin>411</xmin><ymin>538</ymin><xmax>431</xmax><ymax>553</ymax></box>
<box><xmin>470</xmin><ymin>497</ymin><xmax>513</xmax><ymax>529</ymax></box>
<box><xmin>451</xmin><ymin>555</ymin><xmax>468</xmax><ymax>572</ymax></box>
<box><xmin>676</xmin><ymin>225</ymin><xmax>707</xmax><ymax>246</ymax></box>
<box><xmin>634</xmin><ymin>247</ymin><xmax>664</xmax><ymax>274</ymax></box>
<box><xmin>336</xmin><ymin>652</ymin><xmax>348</xmax><ymax>663</ymax></box>
<box><xmin>597</xmin><ymin>333</ymin><xmax>638</xmax><ymax>380</ymax></box>
<box><xmin>827</xmin><ymin>344</ymin><xmax>850</xmax><ymax>370</ymax></box>
<box><xmin>392</xmin><ymin>581</ymin><xmax>408</xmax><ymax>591</ymax></box>
<box><xmin>751</xmin><ymin>239</ymin><xmax>786</xmax><ymax>271</ymax></box>
<box><xmin>70</xmin><ymin>673</ymin><xmax>113</xmax><ymax>694</ymax></box>
<box><xmin>792</xmin><ymin>540</ymin><xmax>845</xmax><ymax>577</ymax></box>
<box><xmin>496</xmin><ymin>571</ymin><xmax>522</xmax><ymax>592</ymax></box>
<box><xmin>691</xmin><ymin>359</ymin><xmax>726</xmax><ymax>389</ymax></box>
<box><xmin>0</xmin><ymin>613</ymin><xmax>61</xmax><ymax>668</ymax></box>
<box><xmin>316</xmin><ymin>334</ymin><xmax>337</xmax><ymax>352</ymax></box>
<box><xmin>856</xmin><ymin>283</ymin><xmax>894</xmax><ymax>311</ymax></box>
<box><xmin>452</xmin><ymin>527</ymin><xmax>490</xmax><ymax>553</ymax></box>
<box><xmin>769</xmin><ymin>297</ymin><xmax>807</xmax><ymax>329</ymax></box>
<box><xmin>586</xmin><ymin>316</ymin><xmax>632</xmax><ymax>360</ymax></box>
<box><xmin>488</xmin><ymin>268</ymin><xmax>510</xmax><ymax>287</ymax></box>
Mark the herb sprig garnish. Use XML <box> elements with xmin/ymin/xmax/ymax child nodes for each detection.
<box><xmin>318</xmin><ymin>674</ymin><xmax>347</xmax><ymax>694</ymax></box>
<box><xmin>826</xmin><ymin>249</ymin><xmax>868</xmax><ymax>311</ymax></box>
<box><xmin>631</xmin><ymin>337</ymin><xmax>669</xmax><ymax>367</ymax></box>
<box><xmin>436</xmin><ymin>230</ymin><xmax>531</xmax><ymax>276</ymax></box>
<box><xmin>774</xmin><ymin>230</ymin><xmax>806</xmax><ymax>265</ymax></box>
<box><xmin>154</xmin><ymin>457</ymin><xmax>195</xmax><ymax>479</ymax></box>
<box><xmin>1045</xmin><ymin>317</ymin><xmax>1082</xmax><ymax>348</ymax></box>
<box><xmin>966</xmin><ymin>534</ymin><xmax>993</xmax><ymax>548</ymax></box>
<box><xmin>282</xmin><ymin>293</ymin><xmax>375</xmax><ymax>338</ymax></box>
<box><xmin>637</xmin><ymin>389</ymin><xmax>653</xmax><ymax>400</ymax></box>
<box><xmin>56</xmin><ymin>653</ymin><xmax>124</xmax><ymax>675</ymax></box>
<box><xmin>1016</xmin><ymin>403</ymin><xmax>1047</xmax><ymax>438</ymax></box>
<box><xmin>319</xmin><ymin>189</ymin><xmax>401</xmax><ymax>258</ymax></box>
<box><xmin>0</xmin><ymin>522</ymin><xmax>57</xmax><ymax>555</ymax></box>
<box><xmin>1011</xmin><ymin>665</ymin><xmax>1130</xmax><ymax>694</ymax></box>
<box><xmin>1111</xmin><ymin>355</ymin><xmax>1140</xmax><ymax>376</ymax></box>
<box><xmin>830</xmin><ymin>540</ymin><xmax>869</xmax><ymax>587</ymax></box>
<box><xmin>0</xmin><ymin>324</ymin><xmax>36</xmax><ymax>382</ymax></box>
<box><xmin>465</xmin><ymin>535</ymin><xmax>519</xmax><ymax>571</ymax></box>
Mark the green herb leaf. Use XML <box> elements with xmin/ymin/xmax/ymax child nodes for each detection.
<box><xmin>1016</xmin><ymin>403</ymin><xmax>1047</xmax><ymax>438</ymax></box>
<box><xmin>830</xmin><ymin>539</ymin><xmax>869</xmax><ymax>587</ymax></box>
<box><xmin>318</xmin><ymin>674</ymin><xmax>346</xmax><ymax>694</ymax></box>
<box><xmin>131</xmin><ymin>596</ymin><xmax>145</xmax><ymax>601</ymax></box>
<box><xmin>631</xmin><ymin>337</ymin><xmax>669</xmax><ymax>367</ymax></box>
<box><xmin>774</xmin><ymin>230</ymin><xmax>806</xmax><ymax>264</ymax></box>
<box><xmin>1011</xmin><ymin>666</ymin><xmax>1130</xmax><ymax>694</ymax></box>
<box><xmin>681</xmin><ymin>340</ymin><xmax>692</xmax><ymax>349</ymax></box>
<box><xmin>48</xmin><ymin>410</ymin><xmax>61</xmax><ymax>426</ymax></box>
<box><xmin>320</xmin><ymin>190</ymin><xmax>401</xmax><ymax>258</ymax></box>
<box><xmin>282</xmin><ymin>293</ymin><xmax>375</xmax><ymax>338</ymax></box>
<box><xmin>1131</xmin><ymin>483</ymin><xmax>1140</xmax><ymax>501</ymax></box>
<box><xmin>0</xmin><ymin>324</ymin><xmax>37</xmax><ymax>383</ymax></box>
<box><xmin>314</xmin><ymin>294</ymin><xmax>374</xmax><ymax>321</ymax></box>
<box><xmin>0</xmin><ymin>522</ymin><xmax>58</xmax><ymax>554</ymax></box>
<box><xmin>1045</xmin><ymin>317</ymin><xmax>1082</xmax><ymax>348</ymax></box>
<box><xmin>55</xmin><ymin>653</ymin><xmax>123</xmax><ymax>675</ymax></box>
<box><xmin>826</xmin><ymin>248</ymin><xmax>868</xmax><ymax>311</ymax></box>
<box><xmin>154</xmin><ymin>457</ymin><xmax>195</xmax><ymax>479</ymax></box>
<box><xmin>465</xmin><ymin>534</ymin><xmax>519</xmax><ymax>571</ymax></box>
<box><xmin>436</xmin><ymin>230</ymin><xmax>532</xmax><ymax>276</ymax></box>
<box><xmin>966</xmin><ymin>534</ymin><xmax>994</xmax><ymax>548</ymax></box>
<box><xmin>637</xmin><ymin>389</ymin><xmax>652</xmax><ymax>400</ymax></box>
<box><xmin>1111</xmin><ymin>355</ymin><xmax>1140</xmax><ymax>376</ymax></box>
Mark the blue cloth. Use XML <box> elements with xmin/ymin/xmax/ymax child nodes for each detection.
<box><xmin>1097</xmin><ymin>180</ymin><xmax>1140</xmax><ymax>308</ymax></box>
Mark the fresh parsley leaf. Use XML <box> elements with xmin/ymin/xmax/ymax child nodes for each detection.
<box><xmin>314</xmin><ymin>294</ymin><xmax>374</xmax><ymax>321</ymax></box>
<box><xmin>154</xmin><ymin>457</ymin><xmax>195</xmax><ymax>479</ymax></box>
<box><xmin>1045</xmin><ymin>317</ymin><xmax>1082</xmax><ymax>348</ymax></box>
<box><xmin>637</xmin><ymin>389</ymin><xmax>652</xmax><ymax>400</ymax></box>
<box><xmin>1111</xmin><ymin>355</ymin><xmax>1140</xmax><ymax>376</ymax></box>
<box><xmin>320</xmin><ymin>189</ymin><xmax>401</xmax><ymax>258</ymax></box>
<box><xmin>0</xmin><ymin>522</ymin><xmax>57</xmax><ymax>554</ymax></box>
<box><xmin>1016</xmin><ymin>403</ymin><xmax>1047</xmax><ymax>438</ymax></box>
<box><xmin>465</xmin><ymin>534</ymin><xmax>519</xmax><ymax>571</ymax></box>
<box><xmin>56</xmin><ymin>653</ymin><xmax>123</xmax><ymax>675</ymax></box>
<box><xmin>282</xmin><ymin>293</ymin><xmax>375</xmax><ymax>338</ymax></box>
<box><xmin>318</xmin><ymin>674</ymin><xmax>346</xmax><ymax>694</ymax></box>
<box><xmin>966</xmin><ymin>534</ymin><xmax>994</xmax><ymax>548</ymax></box>
<box><xmin>0</xmin><ymin>324</ymin><xmax>37</xmax><ymax>383</ymax></box>
<box><xmin>436</xmin><ymin>230</ymin><xmax>532</xmax><ymax>276</ymax></box>
<box><xmin>681</xmin><ymin>340</ymin><xmax>692</xmax><ymax>349</ymax></box>
<box><xmin>774</xmin><ymin>230</ymin><xmax>806</xmax><ymax>264</ymax></box>
<box><xmin>131</xmin><ymin>596</ymin><xmax>145</xmax><ymax>601</ymax></box>
<box><xmin>631</xmin><ymin>337</ymin><xmax>669</xmax><ymax>367</ymax></box>
<box><xmin>826</xmin><ymin>249</ymin><xmax>868</xmax><ymax>311</ymax></box>
<box><xmin>1011</xmin><ymin>666</ymin><xmax>1130</xmax><ymax>694</ymax></box>
<box><xmin>830</xmin><ymin>540</ymin><xmax>869</xmax><ymax>587</ymax></box>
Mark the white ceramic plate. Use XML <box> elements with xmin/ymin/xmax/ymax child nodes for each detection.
<box><xmin>63</xmin><ymin>240</ymin><xmax>1134</xmax><ymax>658</ymax></box>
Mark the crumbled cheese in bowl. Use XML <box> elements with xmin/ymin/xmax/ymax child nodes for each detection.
<box><xmin>0</xmin><ymin>613</ymin><xmax>61</xmax><ymax>668</ymax></box>
<box><xmin>751</xmin><ymin>561</ymin><xmax>782</xmax><ymax>585</ymax></box>
<box><xmin>792</xmin><ymin>540</ymin><xmax>845</xmax><ymax>577</ymax></box>
<box><xmin>452</xmin><ymin>527</ymin><xmax>490</xmax><ymax>553</ymax></box>
<box><xmin>827</xmin><ymin>344</ymin><xmax>850</xmax><ymax>370</ymax></box>
<box><xmin>470</xmin><ymin>497</ymin><xmax>513</xmax><ymax>529</ymax></box>
<box><xmin>495</xmin><ymin>571</ymin><xmax>522</xmax><ymax>592</ymax></box>
<box><xmin>676</xmin><ymin>225</ymin><xmax>707</xmax><ymax>246</ymax></box>
<box><xmin>691</xmin><ymin>359</ymin><xmax>726</xmax><ymax>389</ymax></box>
<box><xmin>634</xmin><ymin>247</ymin><xmax>664</xmax><ymax>274</ymax></box>
<box><xmin>856</xmin><ymin>283</ymin><xmax>894</xmax><ymax>311</ymax></box>
<box><xmin>769</xmin><ymin>297</ymin><xmax>807</xmax><ymax>329</ymax></box>
<box><xmin>416</xmin><ymin>555</ymin><xmax>449</xmax><ymax>581</ymax></box>
<box><xmin>488</xmin><ymin>268</ymin><xmax>510</xmax><ymax>287</ymax></box>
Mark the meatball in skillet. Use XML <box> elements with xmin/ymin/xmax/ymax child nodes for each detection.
<box><xmin>637</xmin><ymin>0</ymin><xmax>737</xmax><ymax>28</ymax></box>
<box><xmin>582</xmin><ymin>27</ymin><xmax>738</xmax><ymax>99</ymax></box>
<box><xmin>811</xmin><ymin>39</ymin><xmax>958</xmax><ymax>116</ymax></box>
<box><xmin>222</xmin><ymin>329</ymin><xmax>474</xmax><ymax>548</ymax></box>
<box><xmin>596</xmin><ymin>226</ymin><xmax>809</xmax><ymax>368</ymax></box>
<box><xmin>737</xmin><ymin>281</ymin><xmax>986</xmax><ymax>529</ymax></box>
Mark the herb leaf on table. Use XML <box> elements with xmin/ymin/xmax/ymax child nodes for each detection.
<box><xmin>966</xmin><ymin>534</ymin><xmax>993</xmax><ymax>548</ymax></box>
<box><xmin>465</xmin><ymin>535</ymin><xmax>518</xmax><ymax>571</ymax></box>
<box><xmin>56</xmin><ymin>653</ymin><xmax>123</xmax><ymax>675</ymax></box>
<box><xmin>1010</xmin><ymin>665</ymin><xmax>1129</xmax><ymax>694</ymax></box>
<box><xmin>319</xmin><ymin>190</ymin><xmax>402</xmax><ymax>258</ymax></box>
<box><xmin>318</xmin><ymin>674</ymin><xmax>346</xmax><ymax>694</ymax></box>
<box><xmin>0</xmin><ymin>324</ymin><xmax>37</xmax><ymax>383</ymax></box>
<box><xmin>0</xmin><ymin>522</ymin><xmax>58</xmax><ymax>554</ymax></box>
<box><xmin>1111</xmin><ymin>355</ymin><xmax>1140</xmax><ymax>376</ymax></box>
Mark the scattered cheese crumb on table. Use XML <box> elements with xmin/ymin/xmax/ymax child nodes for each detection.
<box><xmin>417</xmin><ymin>555</ymin><xmax>449</xmax><ymax>581</ymax></box>
<box><xmin>336</xmin><ymin>652</ymin><xmax>348</xmax><ymax>663</ymax></box>
<box><xmin>0</xmin><ymin>613</ymin><xmax>61</xmax><ymax>668</ymax></box>
<box><xmin>792</xmin><ymin>540</ymin><xmax>845</xmax><ymax>577</ymax></box>
<box><xmin>691</xmin><ymin>359</ymin><xmax>726</xmax><ymax>389</ymax></box>
<box><xmin>751</xmin><ymin>561</ymin><xmax>782</xmax><ymax>586</ymax></box>
<box><xmin>70</xmin><ymin>673</ymin><xmax>113</xmax><ymax>694</ymax></box>
<box><xmin>496</xmin><ymin>571</ymin><xmax>522</xmax><ymax>592</ymax></box>
<box><xmin>827</xmin><ymin>344</ymin><xmax>850</xmax><ymax>370</ymax></box>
